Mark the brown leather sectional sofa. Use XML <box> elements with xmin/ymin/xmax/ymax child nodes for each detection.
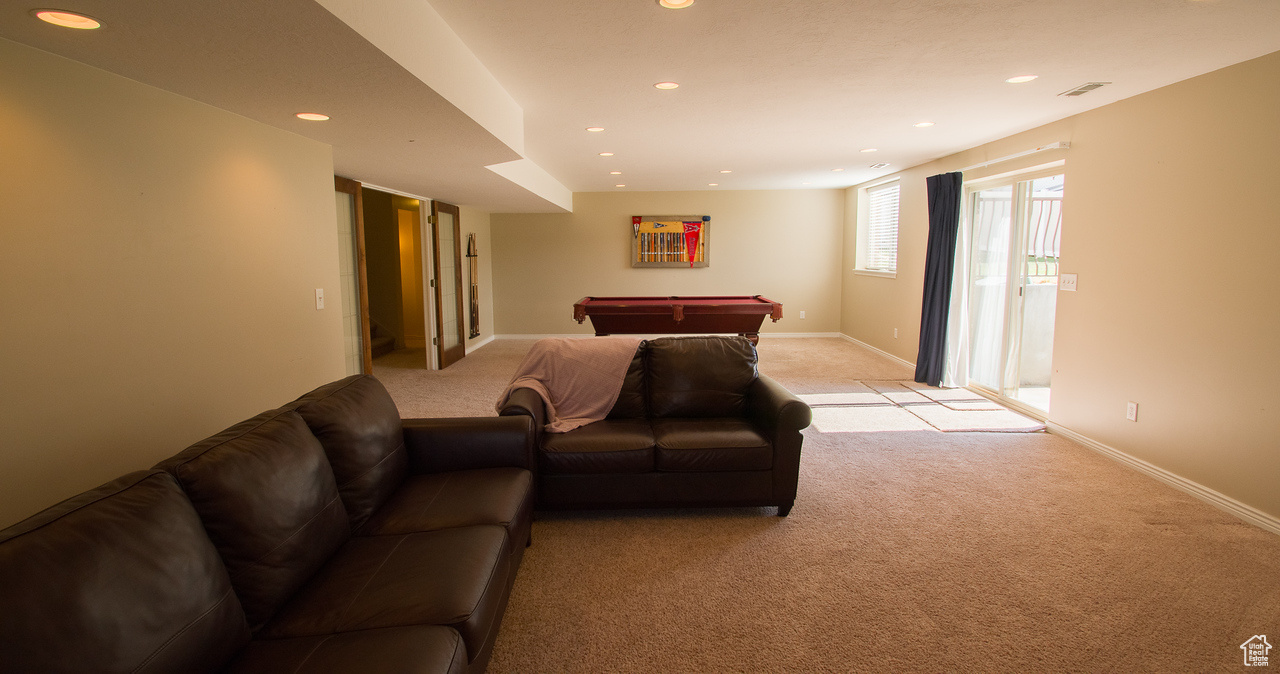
<box><xmin>500</xmin><ymin>336</ymin><xmax>811</xmax><ymax>515</ymax></box>
<box><xmin>0</xmin><ymin>375</ymin><xmax>534</xmax><ymax>674</ymax></box>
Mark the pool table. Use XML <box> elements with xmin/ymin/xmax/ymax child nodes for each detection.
<box><xmin>573</xmin><ymin>295</ymin><xmax>783</xmax><ymax>344</ymax></box>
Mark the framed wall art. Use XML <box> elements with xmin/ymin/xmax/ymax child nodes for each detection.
<box><xmin>631</xmin><ymin>215</ymin><xmax>709</xmax><ymax>268</ymax></box>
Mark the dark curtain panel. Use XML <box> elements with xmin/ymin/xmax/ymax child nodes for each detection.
<box><xmin>914</xmin><ymin>172</ymin><xmax>963</xmax><ymax>386</ymax></box>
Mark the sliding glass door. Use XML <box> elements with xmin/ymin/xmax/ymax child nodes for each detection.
<box><xmin>966</xmin><ymin>173</ymin><xmax>1064</xmax><ymax>412</ymax></box>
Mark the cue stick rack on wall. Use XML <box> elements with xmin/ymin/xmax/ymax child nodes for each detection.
<box><xmin>466</xmin><ymin>233</ymin><xmax>479</xmax><ymax>338</ymax></box>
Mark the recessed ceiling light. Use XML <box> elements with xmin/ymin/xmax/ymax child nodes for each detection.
<box><xmin>832</xmin><ymin>168</ymin><xmax>845</xmax><ymax>172</ymax></box>
<box><xmin>802</xmin><ymin>182</ymin><xmax>812</xmax><ymax>186</ymax></box>
<box><xmin>914</xmin><ymin>121</ymin><xmax>935</xmax><ymax>127</ymax></box>
<box><xmin>599</xmin><ymin>152</ymin><xmax>614</xmax><ymax>157</ymax></box>
<box><xmin>585</xmin><ymin>126</ymin><xmax>605</xmax><ymax>132</ymax></box>
<box><xmin>870</xmin><ymin>162</ymin><xmax>891</xmax><ymax>169</ymax></box>
<box><xmin>1005</xmin><ymin>75</ymin><xmax>1039</xmax><ymax>84</ymax></box>
<box><xmin>860</xmin><ymin>148</ymin><xmax>878</xmax><ymax>153</ymax></box>
<box><xmin>295</xmin><ymin>112</ymin><xmax>330</xmax><ymax>121</ymax></box>
<box><xmin>653</xmin><ymin>82</ymin><xmax>680</xmax><ymax>90</ymax></box>
<box><xmin>615</xmin><ymin>184</ymin><xmax>626</xmax><ymax>188</ymax></box>
<box><xmin>708</xmin><ymin>183</ymin><xmax>718</xmax><ymax>186</ymax></box>
<box><xmin>33</xmin><ymin>9</ymin><xmax>101</xmax><ymax>29</ymax></box>
<box><xmin>610</xmin><ymin>171</ymin><xmax>622</xmax><ymax>175</ymax></box>
<box><xmin>658</xmin><ymin>0</ymin><xmax>695</xmax><ymax>8</ymax></box>
<box><xmin>719</xmin><ymin>170</ymin><xmax>732</xmax><ymax>174</ymax></box>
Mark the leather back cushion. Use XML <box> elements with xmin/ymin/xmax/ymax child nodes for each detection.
<box><xmin>606</xmin><ymin>344</ymin><xmax>648</xmax><ymax>419</ymax></box>
<box><xmin>0</xmin><ymin>470</ymin><xmax>249</xmax><ymax>674</ymax></box>
<box><xmin>290</xmin><ymin>375</ymin><xmax>408</xmax><ymax>530</ymax></box>
<box><xmin>155</xmin><ymin>409</ymin><xmax>351</xmax><ymax>630</ymax></box>
<box><xmin>646</xmin><ymin>336</ymin><xmax>759</xmax><ymax>418</ymax></box>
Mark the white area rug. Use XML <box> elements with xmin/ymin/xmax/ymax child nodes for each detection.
<box><xmin>800</xmin><ymin>381</ymin><xmax>1046</xmax><ymax>433</ymax></box>
<box><xmin>905</xmin><ymin>403</ymin><xmax>1046</xmax><ymax>433</ymax></box>
<box><xmin>809</xmin><ymin>405</ymin><xmax>935</xmax><ymax>433</ymax></box>
<box><xmin>801</xmin><ymin>392</ymin><xmax>892</xmax><ymax>407</ymax></box>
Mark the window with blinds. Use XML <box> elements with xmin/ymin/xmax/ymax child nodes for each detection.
<box><xmin>858</xmin><ymin>181</ymin><xmax>900</xmax><ymax>273</ymax></box>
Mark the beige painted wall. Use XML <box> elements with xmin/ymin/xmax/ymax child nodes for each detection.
<box><xmin>0</xmin><ymin>39</ymin><xmax>346</xmax><ymax>527</ymax></box>
<box><xmin>843</xmin><ymin>50</ymin><xmax>1280</xmax><ymax>521</ymax></box>
<box><xmin>491</xmin><ymin>190</ymin><xmax>844</xmax><ymax>335</ymax></box>
<box><xmin>460</xmin><ymin>205</ymin><xmax>496</xmax><ymax>347</ymax></box>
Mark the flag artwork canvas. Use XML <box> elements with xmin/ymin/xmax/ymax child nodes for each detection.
<box><xmin>631</xmin><ymin>215</ymin><xmax>709</xmax><ymax>268</ymax></box>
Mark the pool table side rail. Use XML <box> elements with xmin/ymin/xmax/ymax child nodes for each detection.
<box><xmin>572</xmin><ymin>295</ymin><xmax>783</xmax><ymax>326</ymax></box>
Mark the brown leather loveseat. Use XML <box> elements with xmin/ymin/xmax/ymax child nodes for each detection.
<box><xmin>500</xmin><ymin>336</ymin><xmax>811</xmax><ymax>515</ymax></box>
<box><xmin>0</xmin><ymin>374</ymin><xmax>533</xmax><ymax>674</ymax></box>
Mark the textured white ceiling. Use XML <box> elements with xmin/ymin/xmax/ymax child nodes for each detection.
<box><xmin>3</xmin><ymin>0</ymin><xmax>1280</xmax><ymax>211</ymax></box>
<box><xmin>0</xmin><ymin>0</ymin><xmax>540</xmax><ymax>210</ymax></box>
<box><xmin>429</xmin><ymin>0</ymin><xmax>1280</xmax><ymax>193</ymax></box>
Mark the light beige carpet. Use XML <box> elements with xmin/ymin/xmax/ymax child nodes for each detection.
<box><xmin>375</xmin><ymin>338</ymin><xmax>1280</xmax><ymax>673</ymax></box>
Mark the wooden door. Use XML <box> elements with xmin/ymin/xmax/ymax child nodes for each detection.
<box><xmin>430</xmin><ymin>201</ymin><xmax>465</xmax><ymax>368</ymax></box>
<box><xmin>334</xmin><ymin>176</ymin><xmax>372</xmax><ymax>373</ymax></box>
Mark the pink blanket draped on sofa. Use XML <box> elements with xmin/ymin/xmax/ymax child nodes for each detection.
<box><xmin>495</xmin><ymin>337</ymin><xmax>643</xmax><ymax>433</ymax></box>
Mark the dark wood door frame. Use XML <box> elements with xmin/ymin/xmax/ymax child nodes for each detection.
<box><xmin>430</xmin><ymin>201</ymin><xmax>466</xmax><ymax>368</ymax></box>
<box><xmin>334</xmin><ymin>176</ymin><xmax>373</xmax><ymax>374</ymax></box>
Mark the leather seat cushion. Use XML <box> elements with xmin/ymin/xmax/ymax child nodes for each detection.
<box><xmin>539</xmin><ymin>419</ymin><xmax>655</xmax><ymax>474</ymax></box>
<box><xmin>290</xmin><ymin>375</ymin><xmax>409</xmax><ymax>531</ymax></box>
<box><xmin>653</xmin><ymin>418</ymin><xmax>773</xmax><ymax>472</ymax></box>
<box><xmin>154</xmin><ymin>409</ymin><xmax>351</xmax><ymax>630</ymax></box>
<box><xmin>0</xmin><ymin>470</ymin><xmax>249</xmax><ymax>674</ymax></box>
<box><xmin>356</xmin><ymin>467</ymin><xmax>533</xmax><ymax>555</ymax></box>
<box><xmin>226</xmin><ymin>626</ymin><xmax>466</xmax><ymax>674</ymax></box>
<box><xmin>259</xmin><ymin>525</ymin><xmax>510</xmax><ymax>665</ymax></box>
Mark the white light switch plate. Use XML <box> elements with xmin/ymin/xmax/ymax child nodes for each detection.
<box><xmin>1059</xmin><ymin>273</ymin><xmax>1078</xmax><ymax>292</ymax></box>
<box><xmin>315</xmin><ymin>288</ymin><xmax>325</xmax><ymax>310</ymax></box>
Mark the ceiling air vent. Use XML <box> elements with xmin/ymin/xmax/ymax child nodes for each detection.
<box><xmin>1058</xmin><ymin>82</ymin><xmax>1111</xmax><ymax>97</ymax></box>
<box><xmin>870</xmin><ymin>162</ymin><xmax>890</xmax><ymax>169</ymax></box>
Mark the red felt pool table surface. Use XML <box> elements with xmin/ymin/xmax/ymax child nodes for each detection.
<box><xmin>573</xmin><ymin>295</ymin><xmax>782</xmax><ymax>343</ymax></box>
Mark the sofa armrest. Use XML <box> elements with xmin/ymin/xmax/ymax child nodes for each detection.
<box><xmin>401</xmin><ymin>416</ymin><xmax>535</xmax><ymax>474</ymax></box>
<box><xmin>748</xmin><ymin>374</ymin><xmax>812</xmax><ymax>434</ymax></box>
<box><xmin>497</xmin><ymin>387</ymin><xmax>546</xmax><ymax>429</ymax></box>
<box><xmin>748</xmin><ymin>374</ymin><xmax>812</xmax><ymax>510</ymax></box>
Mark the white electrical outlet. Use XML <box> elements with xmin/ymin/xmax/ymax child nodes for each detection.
<box><xmin>1126</xmin><ymin>401</ymin><xmax>1138</xmax><ymax>422</ymax></box>
<box><xmin>799</xmin><ymin>310</ymin><xmax>806</xmax><ymax>319</ymax></box>
<box><xmin>315</xmin><ymin>288</ymin><xmax>325</xmax><ymax>310</ymax></box>
<box><xmin>1059</xmin><ymin>273</ymin><xmax>1078</xmax><ymax>292</ymax></box>
<box><xmin>894</xmin><ymin>328</ymin><xmax>898</xmax><ymax>338</ymax></box>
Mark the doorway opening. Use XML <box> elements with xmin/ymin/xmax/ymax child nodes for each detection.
<box><xmin>965</xmin><ymin>172</ymin><xmax>1064</xmax><ymax>413</ymax></box>
<box><xmin>361</xmin><ymin>187</ymin><xmax>430</xmax><ymax>369</ymax></box>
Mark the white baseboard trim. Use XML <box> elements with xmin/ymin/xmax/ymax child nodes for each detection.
<box><xmin>494</xmin><ymin>333</ymin><xmax>590</xmax><ymax>340</ymax></box>
<box><xmin>1046</xmin><ymin>421</ymin><xmax>1280</xmax><ymax>536</ymax></box>
<box><xmin>466</xmin><ymin>335</ymin><xmax>496</xmax><ymax>351</ymax></box>
<box><xmin>837</xmin><ymin>333</ymin><xmax>917</xmax><ymax>370</ymax></box>
<box><xmin>759</xmin><ymin>332</ymin><xmax>843</xmax><ymax>338</ymax></box>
